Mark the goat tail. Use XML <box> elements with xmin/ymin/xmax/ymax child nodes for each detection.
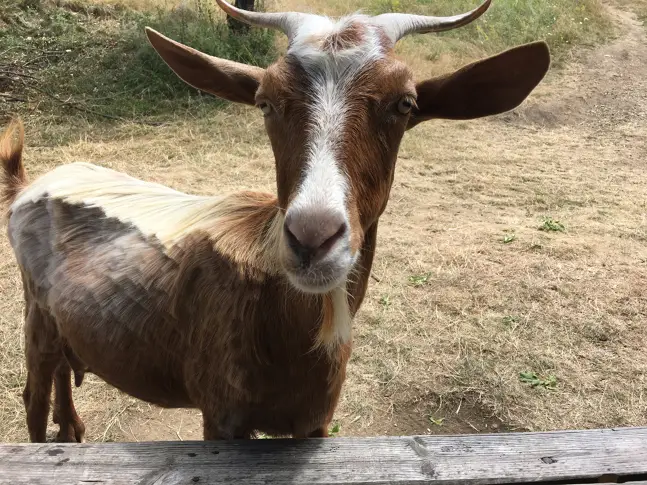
<box><xmin>0</xmin><ymin>118</ymin><xmax>28</xmax><ymax>213</ymax></box>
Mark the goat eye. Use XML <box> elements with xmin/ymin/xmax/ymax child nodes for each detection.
<box><xmin>397</xmin><ymin>97</ymin><xmax>413</xmax><ymax>115</ymax></box>
<box><xmin>259</xmin><ymin>102</ymin><xmax>273</xmax><ymax>116</ymax></box>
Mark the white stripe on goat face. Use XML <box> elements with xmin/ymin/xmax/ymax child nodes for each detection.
<box><xmin>286</xmin><ymin>16</ymin><xmax>386</xmax><ymax>231</ymax></box>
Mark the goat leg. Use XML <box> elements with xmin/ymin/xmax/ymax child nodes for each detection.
<box><xmin>53</xmin><ymin>360</ymin><xmax>86</xmax><ymax>442</ymax></box>
<box><xmin>23</xmin><ymin>304</ymin><xmax>58</xmax><ymax>443</ymax></box>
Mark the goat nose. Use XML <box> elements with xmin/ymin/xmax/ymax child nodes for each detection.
<box><xmin>284</xmin><ymin>210</ymin><xmax>347</xmax><ymax>264</ymax></box>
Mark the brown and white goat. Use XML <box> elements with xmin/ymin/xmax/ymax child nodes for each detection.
<box><xmin>1</xmin><ymin>0</ymin><xmax>550</xmax><ymax>442</ymax></box>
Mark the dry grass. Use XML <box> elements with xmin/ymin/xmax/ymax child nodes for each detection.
<box><xmin>343</xmin><ymin>121</ymin><xmax>647</xmax><ymax>434</ymax></box>
<box><xmin>1</xmin><ymin>0</ymin><xmax>647</xmax><ymax>442</ymax></box>
<box><xmin>614</xmin><ymin>0</ymin><xmax>647</xmax><ymax>16</ymax></box>
<box><xmin>72</xmin><ymin>0</ymin><xmax>185</xmax><ymax>10</ymax></box>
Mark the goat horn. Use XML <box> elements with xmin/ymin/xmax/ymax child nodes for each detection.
<box><xmin>214</xmin><ymin>0</ymin><xmax>314</xmax><ymax>42</ymax></box>
<box><xmin>373</xmin><ymin>0</ymin><xmax>492</xmax><ymax>45</ymax></box>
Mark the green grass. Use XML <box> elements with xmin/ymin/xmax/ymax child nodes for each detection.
<box><xmin>408</xmin><ymin>272</ymin><xmax>432</xmax><ymax>287</ymax></box>
<box><xmin>378</xmin><ymin>295</ymin><xmax>391</xmax><ymax>308</ymax></box>
<box><xmin>539</xmin><ymin>217</ymin><xmax>566</xmax><ymax>232</ymax></box>
<box><xmin>519</xmin><ymin>371</ymin><xmax>558</xmax><ymax>390</ymax></box>
<box><xmin>428</xmin><ymin>415</ymin><xmax>445</xmax><ymax>426</ymax></box>
<box><xmin>0</xmin><ymin>0</ymin><xmax>612</xmax><ymax>122</ymax></box>
<box><xmin>502</xmin><ymin>315</ymin><xmax>521</xmax><ymax>328</ymax></box>
<box><xmin>503</xmin><ymin>233</ymin><xmax>517</xmax><ymax>244</ymax></box>
<box><xmin>366</xmin><ymin>0</ymin><xmax>612</xmax><ymax>63</ymax></box>
<box><xmin>0</xmin><ymin>0</ymin><xmax>276</xmax><ymax>121</ymax></box>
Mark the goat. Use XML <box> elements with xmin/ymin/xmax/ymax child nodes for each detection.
<box><xmin>1</xmin><ymin>0</ymin><xmax>550</xmax><ymax>442</ymax></box>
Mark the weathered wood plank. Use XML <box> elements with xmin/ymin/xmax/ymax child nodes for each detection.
<box><xmin>1</xmin><ymin>427</ymin><xmax>646</xmax><ymax>485</ymax></box>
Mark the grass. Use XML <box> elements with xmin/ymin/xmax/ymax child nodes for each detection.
<box><xmin>336</xmin><ymin>0</ymin><xmax>612</xmax><ymax>67</ymax></box>
<box><xmin>614</xmin><ymin>0</ymin><xmax>647</xmax><ymax>21</ymax></box>
<box><xmin>501</xmin><ymin>315</ymin><xmax>520</xmax><ymax>327</ymax></box>
<box><xmin>428</xmin><ymin>415</ymin><xmax>445</xmax><ymax>426</ymax></box>
<box><xmin>378</xmin><ymin>295</ymin><xmax>391</xmax><ymax>308</ymax></box>
<box><xmin>0</xmin><ymin>0</ymin><xmax>276</xmax><ymax>121</ymax></box>
<box><xmin>502</xmin><ymin>233</ymin><xmax>516</xmax><ymax>244</ymax></box>
<box><xmin>519</xmin><ymin>372</ymin><xmax>558</xmax><ymax>390</ymax></box>
<box><xmin>539</xmin><ymin>217</ymin><xmax>566</xmax><ymax>232</ymax></box>
<box><xmin>1</xmin><ymin>0</ymin><xmax>647</xmax><ymax>443</ymax></box>
<box><xmin>408</xmin><ymin>272</ymin><xmax>432</xmax><ymax>287</ymax></box>
<box><xmin>1</xmin><ymin>0</ymin><xmax>613</xmax><ymax>123</ymax></box>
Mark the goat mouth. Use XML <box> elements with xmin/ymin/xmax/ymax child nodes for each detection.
<box><xmin>280</xmin><ymin>234</ymin><xmax>356</xmax><ymax>294</ymax></box>
<box><xmin>282</xmin><ymin>252</ymin><xmax>356</xmax><ymax>294</ymax></box>
<box><xmin>286</xmin><ymin>268</ymin><xmax>349</xmax><ymax>294</ymax></box>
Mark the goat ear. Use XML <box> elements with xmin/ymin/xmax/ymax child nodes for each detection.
<box><xmin>407</xmin><ymin>41</ymin><xmax>550</xmax><ymax>129</ymax></box>
<box><xmin>145</xmin><ymin>27</ymin><xmax>265</xmax><ymax>106</ymax></box>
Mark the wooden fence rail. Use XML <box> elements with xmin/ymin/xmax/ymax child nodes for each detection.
<box><xmin>1</xmin><ymin>427</ymin><xmax>646</xmax><ymax>484</ymax></box>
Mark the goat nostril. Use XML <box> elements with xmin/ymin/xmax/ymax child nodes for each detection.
<box><xmin>284</xmin><ymin>220</ymin><xmax>301</xmax><ymax>245</ymax></box>
<box><xmin>319</xmin><ymin>222</ymin><xmax>347</xmax><ymax>253</ymax></box>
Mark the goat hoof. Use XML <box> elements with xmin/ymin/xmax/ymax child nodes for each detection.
<box><xmin>55</xmin><ymin>422</ymin><xmax>86</xmax><ymax>443</ymax></box>
<box><xmin>55</xmin><ymin>434</ymin><xmax>77</xmax><ymax>443</ymax></box>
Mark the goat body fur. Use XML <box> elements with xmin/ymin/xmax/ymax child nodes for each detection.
<box><xmin>1</xmin><ymin>121</ymin><xmax>373</xmax><ymax>440</ymax></box>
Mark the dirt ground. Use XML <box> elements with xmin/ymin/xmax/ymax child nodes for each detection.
<box><xmin>0</xmin><ymin>1</ymin><xmax>646</xmax><ymax>442</ymax></box>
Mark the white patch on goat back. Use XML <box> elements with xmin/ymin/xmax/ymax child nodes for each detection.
<box><xmin>288</xmin><ymin>15</ymin><xmax>385</xmax><ymax>226</ymax></box>
<box><xmin>12</xmin><ymin>162</ymin><xmax>279</xmax><ymax>257</ymax></box>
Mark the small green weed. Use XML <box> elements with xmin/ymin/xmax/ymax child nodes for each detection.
<box><xmin>409</xmin><ymin>272</ymin><xmax>432</xmax><ymax>287</ymax></box>
<box><xmin>519</xmin><ymin>371</ymin><xmax>558</xmax><ymax>390</ymax></box>
<box><xmin>428</xmin><ymin>416</ymin><xmax>445</xmax><ymax>426</ymax></box>
<box><xmin>539</xmin><ymin>217</ymin><xmax>566</xmax><ymax>232</ymax></box>
<box><xmin>502</xmin><ymin>315</ymin><xmax>520</xmax><ymax>327</ymax></box>
<box><xmin>379</xmin><ymin>295</ymin><xmax>391</xmax><ymax>307</ymax></box>
<box><xmin>503</xmin><ymin>233</ymin><xmax>517</xmax><ymax>244</ymax></box>
<box><xmin>329</xmin><ymin>423</ymin><xmax>341</xmax><ymax>436</ymax></box>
